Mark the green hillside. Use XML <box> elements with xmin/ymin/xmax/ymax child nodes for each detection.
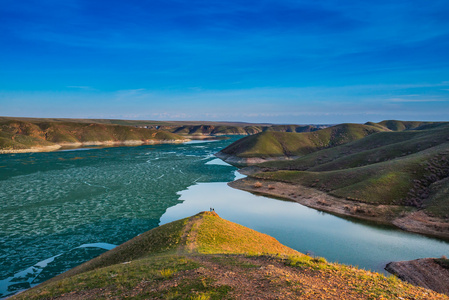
<box><xmin>219</xmin><ymin>123</ymin><xmax>386</xmax><ymax>158</ymax></box>
<box><xmin>375</xmin><ymin>120</ymin><xmax>446</xmax><ymax>131</ymax></box>
<box><xmin>261</xmin><ymin>123</ymin><xmax>449</xmax><ymax>171</ymax></box>
<box><xmin>13</xmin><ymin>212</ymin><xmax>446</xmax><ymax>300</ymax></box>
<box><xmin>0</xmin><ymin>119</ymin><xmax>186</xmax><ymax>152</ymax></box>
<box><xmin>240</xmin><ymin>124</ymin><xmax>449</xmax><ymax>223</ymax></box>
<box><xmin>0</xmin><ymin>117</ymin><xmax>329</xmax><ymax>138</ymax></box>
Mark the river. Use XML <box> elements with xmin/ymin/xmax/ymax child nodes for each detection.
<box><xmin>0</xmin><ymin>137</ymin><xmax>448</xmax><ymax>298</ymax></box>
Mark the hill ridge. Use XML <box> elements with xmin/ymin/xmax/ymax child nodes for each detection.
<box><xmin>12</xmin><ymin>212</ymin><xmax>448</xmax><ymax>299</ymax></box>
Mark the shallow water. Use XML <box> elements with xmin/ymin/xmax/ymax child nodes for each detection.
<box><xmin>1</xmin><ymin>137</ymin><xmax>448</xmax><ymax>298</ymax></box>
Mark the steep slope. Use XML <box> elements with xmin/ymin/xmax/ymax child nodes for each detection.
<box><xmin>217</xmin><ymin>123</ymin><xmax>386</xmax><ymax>164</ymax></box>
<box><xmin>386</xmin><ymin>257</ymin><xmax>449</xmax><ymax>296</ymax></box>
<box><xmin>12</xmin><ymin>212</ymin><xmax>447</xmax><ymax>299</ymax></box>
<box><xmin>260</xmin><ymin>123</ymin><xmax>449</xmax><ymax>171</ymax></box>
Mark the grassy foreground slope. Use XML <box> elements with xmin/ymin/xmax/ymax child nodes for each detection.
<box><xmin>13</xmin><ymin>212</ymin><xmax>446</xmax><ymax>299</ymax></box>
<box><xmin>0</xmin><ymin>119</ymin><xmax>186</xmax><ymax>152</ymax></box>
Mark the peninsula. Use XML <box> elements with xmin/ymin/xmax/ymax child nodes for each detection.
<box><xmin>11</xmin><ymin>212</ymin><xmax>447</xmax><ymax>299</ymax></box>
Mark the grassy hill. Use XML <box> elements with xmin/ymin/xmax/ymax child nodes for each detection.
<box><xmin>220</xmin><ymin>121</ymin><xmax>449</xmax><ymax>238</ymax></box>
<box><xmin>0</xmin><ymin>119</ymin><xmax>186</xmax><ymax>152</ymax></box>
<box><xmin>0</xmin><ymin>117</ymin><xmax>329</xmax><ymax>139</ymax></box>
<box><xmin>374</xmin><ymin>120</ymin><xmax>447</xmax><ymax>131</ymax></box>
<box><xmin>12</xmin><ymin>212</ymin><xmax>447</xmax><ymax>299</ymax></box>
<box><xmin>219</xmin><ymin>123</ymin><xmax>386</xmax><ymax>159</ymax></box>
<box><xmin>253</xmin><ymin>125</ymin><xmax>449</xmax><ymax>214</ymax></box>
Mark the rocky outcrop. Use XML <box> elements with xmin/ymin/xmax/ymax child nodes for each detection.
<box><xmin>386</xmin><ymin>258</ymin><xmax>449</xmax><ymax>295</ymax></box>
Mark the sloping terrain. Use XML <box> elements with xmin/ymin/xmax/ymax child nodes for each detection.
<box><xmin>0</xmin><ymin>119</ymin><xmax>186</xmax><ymax>153</ymax></box>
<box><xmin>12</xmin><ymin>212</ymin><xmax>447</xmax><ymax>299</ymax></box>
<box><xmin>252</xmin><ymin>125</ymin><xmax>449</xmax><ymax>212</ymax></box>
<box><xmin>374</xmin><ymin>120</ymin><xmax>447</xmax><ymax>131</ymax></box>
<box><xmin>386</xmin><ymin>257</ymin><xmax>449</xmax><ymax>295</ymax></box>
<box><xmin>218</xmin><ymin>123</ymin><xmax>387</xmax><ymax>162</ymax></box>
<box><xmin>0</xmin><ymin>117</ymin><xmax>329</xmax><ymax>140</ymax></box>
<box><xmin>223</xmin><ymin>122</ymin><xmax>449</xmax><ymax>238</ymax></box>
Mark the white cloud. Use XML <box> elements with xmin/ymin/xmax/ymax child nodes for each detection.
<box><xmin>389</xmin><ymin>98</ymin><xmax>448</xmax><ymax>103</ymax></box>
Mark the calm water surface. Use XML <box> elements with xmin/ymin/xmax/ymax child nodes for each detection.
<box><xmin>1</xmin><ymin>137</ymin><xmax>448</xmax><ymax>297</ymax></box>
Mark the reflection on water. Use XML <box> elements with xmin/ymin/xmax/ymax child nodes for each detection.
<box><xmin>161</xmin><ymin>181</ymin><xmax>449</xmax><ymax>274</ymax></box>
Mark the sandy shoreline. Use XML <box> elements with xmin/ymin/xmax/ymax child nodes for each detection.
<box><xmin>0</xmin><ymin>139</ymin><xmax>190</xmax><ymax>154</ymax></box>
<box><xmin>229</xmin><ymin>176</ymin><xmax>449</xmax><ymax>240</ymax></box>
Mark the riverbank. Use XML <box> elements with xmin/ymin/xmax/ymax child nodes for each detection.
<box><xmin>215</xmin><ymin>152</ymin><xmax>298</xmax><ymax>166</ymax></box>
<box><xmin>229</xmin><ymin>176</ymin><xmax>449</xmax><ymax>240</ymax></box>
<box><xmin>386</xmin><ymin>258</ymin><xmax>449</xmax><ymax>296</ymax></box>
<box><xmin>0</xmin><ymin>139</ymin><xmax>190</xmax><ymax>154</ymax></box>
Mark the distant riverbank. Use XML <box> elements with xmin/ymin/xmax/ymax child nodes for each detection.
<box><xmin>0</xmin><ymin>139</ymin><xmax>189</xmax><ymax>154</ymax></box>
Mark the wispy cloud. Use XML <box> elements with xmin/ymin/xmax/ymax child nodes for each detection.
<box><xmin>67</xmin><ymin>86</ymin><xmax>96</xmax><ymax>91</ymax></box>
<box><xmin>389</xmin><ymin>98</ymin><xmax>448</xmax><ymax>103</ymax></box>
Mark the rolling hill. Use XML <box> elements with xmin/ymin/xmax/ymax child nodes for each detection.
<box><xmin>221</xmin><ymin>121</ymin><xmax>449</xmax><ymax>239</ymax></box>
<box><xmin>0</xmin><ymin>119</ymin><xmax>187</xmax><ymax>153</ymax></box>
<box><xmin>11</xmin><ymin>212</ymin><xmax>447</xmax><ymax>299</ymax></box>
<box><xmin>0</xmin><ymin>117</ymin><xmax>332</xmax><ymax>153</ymax></box>
<box><xmin>217</xmin><ymin>123</ymin><xmax>387</xmax><ymax>164</ymax></box>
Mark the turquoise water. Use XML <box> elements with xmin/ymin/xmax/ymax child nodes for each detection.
<box><xmin>0</xmin><ymin>138</ymin><xmax>238</xmax><ymax>298</ymax></box>
<box><xmin>1</xmin><ymin>137</ymin><xmax>448</xmax><ymax>298</ymax></box>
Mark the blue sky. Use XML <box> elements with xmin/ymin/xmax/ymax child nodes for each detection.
<box><xmin>1</xmin><ymin>0</ymin><xmax>449</xmax><ymax>124</ymax></box>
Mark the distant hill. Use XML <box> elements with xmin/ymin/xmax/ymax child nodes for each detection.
<box><xmin>0</xmin><ymin>117</ymin><xmax>331</xmax><ymax>153</ymax></box>
<box><xmin>372</xmin><ymin>120</ymin><xmax>448</xmax><ymax>131</ymax></box>
<box><xmin>153</xmin><ymin>123</ymin><xmax>328</xmax><ymax>136</ymax></box>
<box><xmin>12</xmin><ymin>212</ymin><xmax>446</xmax><ymax>299</ymax></box>
<box><xmin>217</xmin><ymin>123</ymin><xmax>387</xmax><ymax>164</ymax></box>
<box><xmin>0</xmin><ymin>119</ymin><xmax>186</xmax><ymax>153</ymax></box>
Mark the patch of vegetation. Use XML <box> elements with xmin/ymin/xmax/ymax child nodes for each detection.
<box><xmin>435</xmin><ymin>257</ymin><xmax>449</xmax><ymax>270</ymax></box>
<box><xmin>243</xmin><ymin>124</ymin><xmax>449</xmax><ymax>218</ymax></box>
<box><xmin>0</xmin><ymin>119</ymin><xmax>186</xmax><ymax>151</ymax></box>
<box><xmin>426</xmin><ymin>177</ymin><xmax>449</xmax><ymax>218</ymax></box>
<box><xmin>376</xmin><ymin>120</ymin><xmax>445</xmax><ymax>131</ymax></box>
<box><xmin>195</xmin><ymin>213</ymin><xmax>300</xmax><ymax>256</ymax></box>
<box><xmin>16</xmin><ymin>255</ymin><xmax>201</xmax><ymax>300</ymax></box>
<box><xmin>220</xmin><ymin>123</ymin><xmax>386</xmax><ymax>158</ymax></box>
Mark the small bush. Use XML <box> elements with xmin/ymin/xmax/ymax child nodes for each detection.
<box><xmin>190</xmin><ymin>293</ymin><xmax>210</xmax><ymax>300</ymax></box>
<box><xmin>253</xmin><ymin>181</ymin><xmax>263</xmax><ymax>188</ymax></box>
<box><xmin>160</xmin><ymin>268</ymin><xmax>175</xmax><ymax>279</ymax></box>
